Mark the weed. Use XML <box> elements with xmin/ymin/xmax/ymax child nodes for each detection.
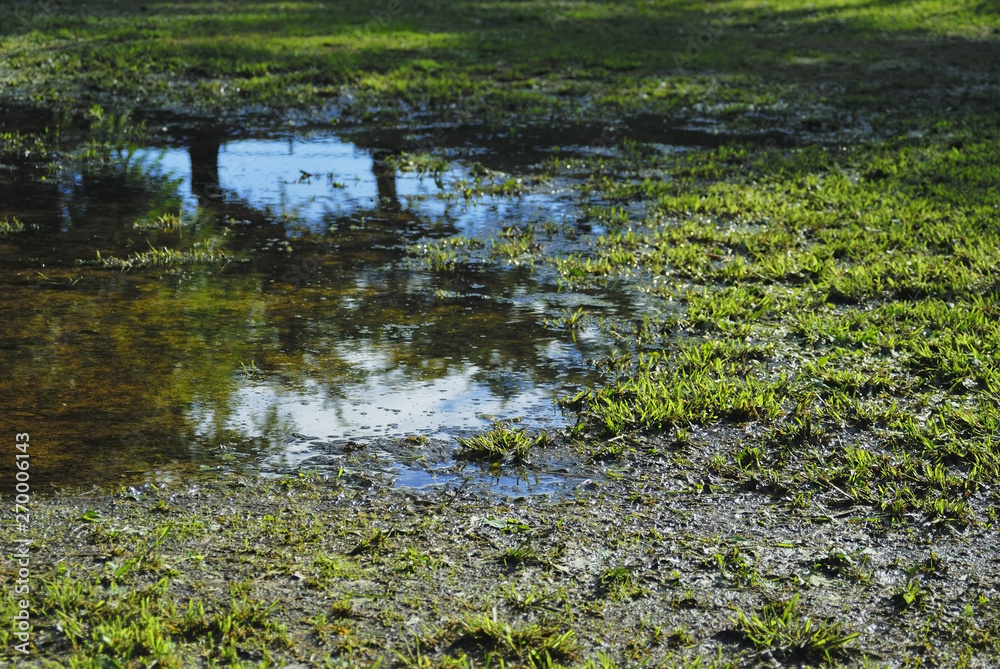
<box><xmin>240</xmin><ymin>360</ymin><xmax>259</xmax><ymax>379</ymax></box>
<box><xmin>706</xmin><ymin>546</ymin><xmax>761</xmax><ymax>586</ymax></box>
<box><xmin>92</xmin><ymin>240</ymin><xmax>239</xmax><ymax>270</ymax></box>
<box><xmin>893</xmin><ymin>578</ymin><xmax>929</xmax><ymax>612</ymax></box>
<box><xmin>502</xmin><ymin>585</ymin><xmax>565</xmax><ymax>614</ymax></box>
<box><xmin>545</xmin><ymin>307</ymin><xmax>588</xmax><ymax>341</ymax></box>
<box><xmin>498</xmin><ymin>543</ymin><xmax>542</xmax><ymax>568</ymax></box>
<box><xmin>133</xmin><ymin>211</ymin><xmax>184</xmax><ymax>230</ymax></box>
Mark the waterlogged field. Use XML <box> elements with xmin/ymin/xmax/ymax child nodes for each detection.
<box><xmin>2</xmin><ymin>0</ymin><xmax>1000</xmax><ymax>667</ymax></box>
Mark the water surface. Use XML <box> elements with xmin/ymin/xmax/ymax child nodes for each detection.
<box><xmin>1</xmin><ymin>126</ymin><xmax>647</xmax><ymax>491</ymax></box>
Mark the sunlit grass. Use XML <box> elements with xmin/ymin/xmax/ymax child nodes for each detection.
<box><xmin>456</xmin><ymin>421</ymin><xmax>549</xmax><ymax>463</ymax></box>
<box><xmin>2</xmin><ymin>0</ymin><xmax>997</xmax><ymax>122</ymax></box>
<box><xmin>0</xmin><ymin>216</ymin><xmax>25</xmax><ymax>234</ymax></box>
<box><xmin>94</xmin><ymin>242</ymin><xmax>238</xmax><ymax>269</ymax></box>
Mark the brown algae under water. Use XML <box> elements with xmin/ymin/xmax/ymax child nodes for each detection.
<box><xmin>0</xmin><ymin>122</ymin><xmax>708</xmax><ymax>495</ymax></box>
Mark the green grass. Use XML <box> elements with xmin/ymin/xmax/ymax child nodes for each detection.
<box><xmin>0</xmin><ymin>216</ymin><xmax>25</xmax><ymax>234</ymax></box>
<box><xmin>455</xmin><ymin>421</ymin><xmax>549</xmax><ymax>464</ymax></box>
<box><xmin>537</xmin><ymin>127</ymin><xmax>1000</xmax><ymax>528</ymax></box>
<box><xmin>598</xmin><ymin>566</ymin><xmax>643</xmax><ymax>601</ymax></box>
<box><xmin>93</xmin><ymin>243</ymin><xmax>237</xmax><ymax>269</ymax></box>
<box><xmin>1</xmin><ymin>1</ymin><xmax>997</xmax><ymax>129</ymax></box>
<box><xmin>457</xmin><ymin>613</ymin><xmax>578</xmax><ymax>668</ymax></box>
<box><xmin>3</xmin><ymin>473</ymin><xmax>998</xmax><ymax>667</ymax></box>
<box><xmin>735</xmin><ymin>595</ymin><xmax>859</xmax><ymax>664</ymax></box>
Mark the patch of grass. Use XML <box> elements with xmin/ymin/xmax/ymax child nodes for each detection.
<box><xmin>387</xmin><ymin>151</ymin><xmax>450</xmax><ymax>177</ymax></box>
<box><xmin>706</xmin><ymin>546</ymin><xmax>761</xmax><ymax>587</ymax></box>
<box><xmin>407</xmin><ymin>235</ymin><xmax>484</xmax><ymax>271</ymax></box>
<box><xmin>29</xmin><ymin>528</ymin><xmax>291</xmax><ymax>667</ymax></box>
<box><xmin>133</xmin><ymin>211</ymin><xmax>184</xmax><ymax>231</ymax></box>
<box><xmin>456</xmin><ymin>421</ymin><xmax>549</xmax><ymax>464</ymax></box>
<box><xmin>350</xmin><ymin>527</ymin><xmax>393</xmax><ymax>556</ymax></box>
<box><xmin>892</xmin><ymin>577</ymin><xmax>929</xmax><ymax>612</ymax></box>
<box><xmin>489</xmin><ymin>228</ymin><xmax>539</xmax><ymax>263</ymax></box>
<box><xmin>735</xmin><ymin>595</ymin><xmax>859</xmax><ymax>663</ymax></box>
<box><xmin>4</xmin><ymin>0</ymin><xmax>998</xmax><ymax>135</ymax></box>
<box><xmin>393</xmin><ymin>547</ymin><xmax>439</xmax><ymax>574</ymax></box>
<box><xmin>545</xmin><ymin>307</ymin><xmax>589</xmax><ymax>341</ymax></box>
<box><xmin>498</xmin><ymin>543</ymin><xmax>542</xmax><ymax>568</ymax></box>
<box><xmin>599</xmin><ymin>566</ymin><xmax>643</xmax><ymax>601</ymax></box>
<box><xmin>502</xmin><ymin>585</ymin><xmax>565</xmax><ymax>615</ymax></box>
<box><xmin>307</xmin><ymin>611</ymin><xmax>355</xmax><ymax>644</ymax></box>
<box><xmin>2</xmin><ymin>474</ymin><xmax>996</xmax><ymax>666</ymax></box>
<box><xmin>91</xmin><ymin>240</ymin><xmax>240</xmax><ymax>269</ymax></box>
<box><xmin>0</xmin><ymin>216</ymin><xmax>25</xmax><ymax>234</ymax></box>
<box><xmin>577</xmin><ymin>343</ymin><xmax>788</xmax><ymax>435</ymax></box>
<box><xmin>810</xmin><ymin>550</ymin><xmax>873</xmax><ymax>584</ymax></box>
<box><xmin>312</xmin><ymin>555</ymin><xmax>359</xmax><ymax>584</ymax></box>
<box><xmin>456</xmin><ymin>613</ymin><xmax>578</xmax><ymax>668</ymax></box>
<box><xmin>546</xmin><ymin>124</ymin><xmax>1000</xmax><ymax>531</ymax></box>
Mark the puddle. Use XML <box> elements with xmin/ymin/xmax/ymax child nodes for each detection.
<box><xmin>1</xmin><ymin>124</ymin><xmax>670</xmax><ymax>493</ymax></box>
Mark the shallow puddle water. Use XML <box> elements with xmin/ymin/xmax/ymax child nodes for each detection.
<box><xmin>0</xmin><ymin>125</ymin><xmax>662</xmax><ymax>493</ymax></box>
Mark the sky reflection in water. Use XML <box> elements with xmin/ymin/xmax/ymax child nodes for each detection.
<box><xmin>1</xmin><ymin>129</ymin><xmax>629</xmax><ymax>490</ymax></box>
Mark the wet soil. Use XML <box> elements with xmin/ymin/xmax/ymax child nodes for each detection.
<box><xmin>2</xmin><ymin>467</ymin><xmax>997</xmax><ymax>667</ymax></box>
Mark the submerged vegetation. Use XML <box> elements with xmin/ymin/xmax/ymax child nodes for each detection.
<box><xmin>2</xmin><ymin>0</ymin><xmax>1000</xmax><ymax>667</ymax></box>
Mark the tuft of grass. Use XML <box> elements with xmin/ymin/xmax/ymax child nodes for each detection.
<box><xmin>455</xmin><ymin>422</ymin><xmax>549</xmax><ymax>464</ymax></box>
<box><xmin>599</xmin><ymin>566</ymin><xmax>643</xmax><ymax>601</ymax></box>
<box><xmin>407</xmin><ymin>236</ymin><xmax>484</xmax><ymax>271</ymax></box>
<box><xmin>350</xmin><ymin>527</ymin><xmax>393</xmax><ymax>556</ymax></box>
<box><xmin>0</xmin><ymin>217</ymin><xmax>25</xmax><ymax>234</ymax></box>
<box><xmin>499</xmin><ymin>543</ymin><xmax>541</xmax><ymax>568</ymax></box>
<box><xmin>386</xmin><ymin>151</ymin><xmax>450</xmax><ymax>177</ymax></box>
<box><xmin>735</xmin><ymin>594</ymin><xmax>859</xmax><ymax>663</ymax></box>
<box><xmin>92</xmin><ymin>242</ymin><xmax>239</xmax><ymax>270</ymax></box>
<box><xmin>457</xmin><ymin>613</ymin><xmax>578</xmax><ymax>667</ymax></box>
<box><xmin>577</xmin><ymin>344</ymin><xmax>788</xmax><ymax>436</ymax></box>
<box><xmin>502</xmin><ymin>585</ymin><xmax>565</xmax><ymax>614</ymax></box>
<box><xmin>707</xmin><ymin>547</ymin><xmax>761</xmax><ymax>586</ymax></box>
<box><xmin>133</xmin><ymin>211</ymin><xmax>184</xmax><ymax>230</ymax></box>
